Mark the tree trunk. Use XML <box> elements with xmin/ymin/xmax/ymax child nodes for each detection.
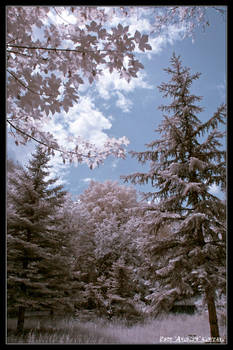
<box><xmin>205</xmin><ymin>289</ymin><xmax>220</xmax><ymax>339</ymax></box>
<box><xmin>50</xmin><ymin>309</ymin><xmax>54</xmax><ymax>320</ymax></box>
<box><xmin>17</xmin><ymin>257</ymin><xmax>28</xmax><ymax>333</ymax></box>
<box><xmin>17</xmin><ymin>306</ymin><xmax>25</xmax><ymax>333</ymax></box>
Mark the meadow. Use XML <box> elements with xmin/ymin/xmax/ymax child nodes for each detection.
<box><xmin>7</xmin><ymin>311</ymin><xmax>226</xmax><ymax>344</ymax></box>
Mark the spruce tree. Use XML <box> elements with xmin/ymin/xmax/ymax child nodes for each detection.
<box><xmin>105</xmin><ymin>258</ymin><xmax>139</xmax><ymax>320</ymax></box>
<box><xmin>122</xmin><ymin>53</ymin><xmax>226</xmax><ymax>339</ymax></box>
<box><xmin>7</xmin><ymin>146</ymin><xmax>73</xmax><ymax>332</ymax></box>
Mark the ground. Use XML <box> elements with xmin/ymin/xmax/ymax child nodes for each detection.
<box><xmin>7</xmin><ymin>311</ymin><xmax>226</xmax><ymax>344</ymax></box>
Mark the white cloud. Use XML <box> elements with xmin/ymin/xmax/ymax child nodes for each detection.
<box><xmin>7</xmin><ymin>134</ymin><xmax>35</xmax><ymax>168</ymax></box>
<box><xmin>97</xmin><ymin>70</ymin><xmax>152</xmax><ymax>100</ymax></box>
<box><xmin>145</xmin><ymin>24</ymin><xmax>187</xmax><ymax>58</ymax></box>
<box><xmin>37</xmin><ymin>96</ymin><xmax>117</xmax><ymax>183</ymax></box>
<box><xmin>67</xmin><ymin>96</ymin><xmax>113</xmax><ymax>146</ymax></box>
<box><xmin>46</xmin><ymin>154</ymin><xmax>70</xmax><ymax>187</ymax></box>
<box><xmin>95</xmin><ymin>70</ymin><xmax>153</xmax><ymax>112</ymax></box>
<box><xmin>82</xmin><ymin>177</ymin><xmax>95</xmax><ymax>183</ymax></box>
<box><xmin>93</xmin><ymin>20</ymin><xmax>186</xmax><ymax>111</ymax></box>
<box><xmin>7</xmin><ymin>132</ymin><xmax>69</xmax><ymax>188</ymax></box>
<box><xmin>115</xmin><ymin>92</ymin><xmax>133</xmax><ymax>113</ymax></box>
<box><xmin>7</xmin><ymin>95</ymin><xmax>116</xmax><ymax>187</ymax></box>
<box><xmin>46</xmin><ymin>8</ymin><xmax>77</xmax><ymax>26</ymax></box>
<box><xmin>103</xmin><ymin>7</ymin><xmax>187</xmax><ymax>57</ymax></box>
<box><xmin>41</xmin><ymin>96</ymin><xmax>113</xmax><ymax>150</ymax></box>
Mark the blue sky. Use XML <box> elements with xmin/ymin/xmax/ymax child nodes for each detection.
<box><xmin>7</xmin><ymin>7</ymin><xmax>226</xmax><ymax>200</ymax></box>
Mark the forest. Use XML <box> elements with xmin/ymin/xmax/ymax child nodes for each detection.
<box><xmin>6</xmin><ymin>6</ymin><xmax>226</xmax><ymax>344</ymax></box>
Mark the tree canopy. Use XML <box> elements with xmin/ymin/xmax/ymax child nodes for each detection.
<box><xmin>6</xmin><ymin>6</ymin><xmax>226</xmax><ymax>168</ymax></box>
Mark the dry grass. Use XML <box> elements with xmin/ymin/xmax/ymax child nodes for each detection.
<box><xmin>7</xmin><ymin>312</ymin><xmax>226</xmax><ymax>344</ymax></box>
<box><xmin>77</xmin><ymin>313</ymin><xmax>226</xmax><ymax>344</ymax></box>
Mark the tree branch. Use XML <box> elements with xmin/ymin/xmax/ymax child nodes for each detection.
<box><xmin>7</xmin><ymin>49</ymin><xmax>34</xmax><ymax>58</ymax></box>
<box><xmin>53</xmin><ymin>7</ymin><xmax>75</xmax><ymax>25</ymax></box>
<box><xmin>7</xmin><ymin>119</ymin><xmax>95</xmax><ymax>160</ymax></box>
<box><xmin>7</xmin><ymin>69</ymin><xmax>57</xmax><ymax>98</ymax></box>
<box><xmin>6</xmin><ymin>44</ymin><xmax>127</xmax><ymax>54</ymax></box>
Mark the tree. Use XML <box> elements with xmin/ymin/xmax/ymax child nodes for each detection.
<box><xmin>103</xmin><ymin>257</ymin><xmax>142</xmax><ymax>321</ymax></box>
<box><xmin>76</xmin><ymin>180</ymin><xmax>141</xmax><ymax>273</ymax></box>
<box><xmin>6</xmin><ymin>6</ymin><xmax>225</xmax><ymax>167</ymax></box>
<box><xmin>7</xmin><ymin>146</ymin><xmax>74</xmax><ymax>332</ymax></box>
<box><xmin>147</xmin><ymin>6</ymin><xmax>226</xmax><ymax>38</ymax></box>
<box><xmin>122</xmin><ymin>53</ymin><xmax>226</xmax><ymax>339</ymax></box>
<box><xmin>6</xmin><ymin>6</ymin><xmax>152</xmax><ymax>167</ymax></box>
<box><xmin>71</xmin><ymin>180</ymin><xmax>145</xmax><ymax>317</ymax></box>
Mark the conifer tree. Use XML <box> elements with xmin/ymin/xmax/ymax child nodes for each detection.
<box><xmin>122</xmin><ymin>53</ymin><xmax>226</xmax><ymax>339</ymax></box>
<box><xmin>7</xmin><ymin>146</ymin><xmax>73</xmax><ymax>332</ymax></box>
<box><xmin>104</xmin><ymin>258</ymin><xmax>139</xmax><ymax>320</ymax></box>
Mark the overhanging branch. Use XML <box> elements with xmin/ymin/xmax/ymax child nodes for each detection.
<box><xmin>7</xmin><ymin>44</ymin><xmax>120</xmax><ymax>54</ymax></box>
<box><xmin>7</xmin><ymin>119</ymin><xmax>95</xmax><ymax>160</ymax></box>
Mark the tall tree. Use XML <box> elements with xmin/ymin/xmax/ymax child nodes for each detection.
<box><xmin>122</xmin><ymin>53</ymin><xmax>226</xmax><ymax>339</ymax></box>
<box><xmin>7</xmin><ymin>146</ymin><xmax>74</xmax><ymax>332</ymax></box>
<box><xmin>71</xmin><ymin>180</ymin><xmax>144</xmax><ymax>317</ymax></box>
<box><xmin>74</xmin><ymin>180</ymin><xmax>141</xmax><ymax>274</ymax></box>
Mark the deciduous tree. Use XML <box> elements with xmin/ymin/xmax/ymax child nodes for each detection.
<box><xmin>6</xmin><ymin>6</ymin><xmax>151</xmax><ymax>167</ymax></box>
<box><xmin>6</xmin><ymin>6</ymin><xmax>225</xmax><ymax>167</ymax></box>
<box><xmin>71</xmin><ymin>180</ymin><xmax>144</xmax><ymax>317</ymax></box>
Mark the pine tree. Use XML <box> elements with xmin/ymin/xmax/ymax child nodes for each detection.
<box><xmin>122</xmin><ymin>53</ymin><xmax>226</xmax><ymax>339</ymax></box>
<box><xmin>7</xmin><ymin>146</ymin><xmax>74</xmax><ymax>332</ymax></box>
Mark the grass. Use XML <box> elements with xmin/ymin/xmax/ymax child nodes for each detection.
<box><xmin>7</xmin><ymin>312</ymin><xmax>227</xmax><ymax>344</ymax></box>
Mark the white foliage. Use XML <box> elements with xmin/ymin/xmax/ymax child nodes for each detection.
<box><xmin>155</xmin><ymin>265</ymin><xmax>174</xmax><ymax>277</ymax></box>
<box><xmin>6</xmin><ymin>6</ymin><xmax>152</xmax><ymax>167</ymax></box>
<box><xmin>183</xmin><ymin>182</ymin><xmax>203</xmax><ymax>196</ymax></box>
<box><xmin>180</xmin><ymin>213</ymin><xmax>207</xmax><ymax>231</ymax></box>
<box><xmin>189</xmin><ymin>157</ymin><xmax>207</xmax><ymax>172</ymax></box>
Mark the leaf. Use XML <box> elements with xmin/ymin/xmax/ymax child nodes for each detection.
<box><xmin>139</xmin><ymin>34</ymin><xmax>152</xmax><ymax>52</ymax></box>
<box><xmin>117</xmin><ymin>23</ymin><xmax>123</xmax><ymax>33</ymax></box>
<box><xmin>134</xmin><ymin>30</ymin><xmax>141</xmax><ymax>43</ymax></box>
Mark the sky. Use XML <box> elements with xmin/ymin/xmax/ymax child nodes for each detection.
<box><xmin>7</xmin><ymin>7</ymin><xmax>227</xmax><ymax>200</ymax></box>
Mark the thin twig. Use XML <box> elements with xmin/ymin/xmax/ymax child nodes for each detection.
<box><xmin>6</xmin><ymin>37</ymin><xmax>19</xmax><ymax>45</ymax></box>
<box><xmin>7</xmin><ymin>69</ymin><xmax>57</xmax><ymax>98</ymax></box>
<box><xmin>53</xmin><ymin>7</ymin><xmax>75</xmax><ymax>25</ymax></box>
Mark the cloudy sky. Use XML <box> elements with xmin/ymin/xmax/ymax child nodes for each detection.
<box><xmin>7</xmin><ymin>7</ymin><xmax>226</xmax><ymax>200</ymax></box>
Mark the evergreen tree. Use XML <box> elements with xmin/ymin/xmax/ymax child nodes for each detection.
<box><xmin>122</xmin><ymin>53</ymin><xmax>226</xmax><ymax>339</ymax></box>
<box><xmin>7</xmin><ymin>146</ymin><xmax>74</xmax><ymax>332</ymax></box>
<box><xmin>104</xmin><ymin>258</ymin><xmax>140</xmax><ymax>320</ymax></box>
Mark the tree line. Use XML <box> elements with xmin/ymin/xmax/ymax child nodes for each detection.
<box><xmin>7</xmin><ymin>54</ymin><xmax>226</xmax><ymax>339</ymax></box>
